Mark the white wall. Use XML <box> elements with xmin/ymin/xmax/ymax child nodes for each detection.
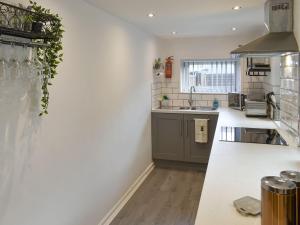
<box><xmin>0</xmin><ymin>1</ymin><xmax>160</xmax><ymax>225</ymax></box>
<box><xmin>295</xmin><ymin>0</ymin><xmax>300</xmax><ymax>44</ymax></box>
<box><xmin>159</xmin><ymin>34</ymin><xmax>264</xmax><ymax>82</ymax></box>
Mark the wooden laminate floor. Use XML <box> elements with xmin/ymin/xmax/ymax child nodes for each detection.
<box><xmin>110</xmin><ymin>167</ymin><xmax>205</xmax><ymax>225</ymax></box>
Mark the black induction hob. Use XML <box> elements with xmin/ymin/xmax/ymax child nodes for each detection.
<box><xmin>220</xmin><ymin>127</ymin><xmax>288</xmax><ymax>146</ymax></box>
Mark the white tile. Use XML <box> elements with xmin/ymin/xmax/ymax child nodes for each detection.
<box><xmin>193</xmin><ymin>94</ymin><xmax>202</xmax><ymax>100</ymax></box>
<box><xmin>170</xmin><ymin>82</ymin><xmax>179</xmax><ymax>88</ymax></box>
<box><xmin>248</xmin><ymin>82</ymin><xmax>254</xmax><ymax>88</ymax></box>
<box><xmin>214</xmin><ymin>94</ymin><xmax>227</xmax><ymax>101</ymax></box>
<box><xmin>162</xmin><ymin>88</ymin><xmax>172</xmax><ymax>94</ymax></box>
<box><xmin>161</xmin><ymin>82</ymin><xmax>168</xmax><ymax>88</ymax></box>
<box><xmin>202</xmin><ymin>95</ymin><xmax>215</xmax><ymax>100</ymax></box>
<box><xmin>178</xmin><ymin>94</ymin><xmax>189</xmax><ymax>100</ymax></box>
<box><xmin>199</xmin><ymin>101</ymin><xmax>208</xmax><ymax>106</ymax></box>
<box><xmin>172</xmin><ymin>88</ymin><xmax>180</xmax><ymax>94</ymax></box>
<box><xmin>173</xmin><ymin>100</ymin><xmax>183</xmax><ymax>107</ymax></box>
<box><xmin>253</xmin><ymin>83</ymin><xmax>263</xmax><ymax>88</ymax></box>
<box><xmin>243</xmin><ymin>82</ymin><xmax>249</xmax><ymax>88</ymax></box>
<box><xmin>183</xmin><ymin>100</ymin><xmax>190</xmax><ymax>107</ymax></box>
<box><xmin>221</xmin><ymin>101</ymin><xmax>229</xmax><ymax>107</ymax></box>
<box><xmin>195</xmin><ymin>101</ymin><xmax>201</xmax><ymax>106</ymax></box>
<box><xmin>168</xmin><ymin>94</ymin><xmax>179</xmax><ymax>100</ymax></box>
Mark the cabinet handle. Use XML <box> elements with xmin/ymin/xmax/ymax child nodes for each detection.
<box><xmin>186</xmin><ymin>121</ymin><xmax>189</xmax><ymax>137</ymax></box>
<box><xmin>180</xmin><ymin>120</ymin><xmax>183</xmax><ymax>136</ymax></box>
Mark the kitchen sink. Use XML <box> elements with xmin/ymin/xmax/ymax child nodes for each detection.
<box><xmin>178</xmin><ymin>106</ymin><xmax>216</xmax><ymax>111</ymax></box>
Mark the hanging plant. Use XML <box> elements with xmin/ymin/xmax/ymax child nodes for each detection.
<box><xmin>29</xmin><ymin>1</ymin><xmax>64</xmax><ymax>116</ymax></box>
<box><xmin>153</xmin><ymin>58</ymin><xmax>164</xmax><ymax>76</ymax></box>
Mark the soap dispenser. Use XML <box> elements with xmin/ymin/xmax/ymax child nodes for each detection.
<box><xmin>213</xmin><ymin>98</ymin><xmax>219</xmax><ymax>109</ymax></box>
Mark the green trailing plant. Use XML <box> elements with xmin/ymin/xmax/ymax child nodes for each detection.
<box><xmin>29</xmin><ymin>1</ymin><xmax>64</xmax><ymax>116</ymax></box>
<box><xmin>153</xmin><ymin>58</ymin><xmax>164</xmax><ymax>70</ymax></box>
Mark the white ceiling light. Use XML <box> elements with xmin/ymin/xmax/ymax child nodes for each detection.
<box><xmin>91</xmin><ymin>0</ymin><xmax>265</xmax><ymax>37</ymax></box>
<box><xmin>148</xmin><ymin>13</ymin><xmax>155</xmax><ymax>18</ymax></box>
<box><xmin>232</xmin><ymin>6</ymin><xmax>242</xmax><ymax>10</ymax></box>
<box><xmin>232</xmin><ymin>27</ymin><xmax>237</xmax><ymax>31</ymax></box>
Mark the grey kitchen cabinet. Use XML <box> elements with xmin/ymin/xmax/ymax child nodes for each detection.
<box><xmin>152</xmin><ymin>112</ymin><xmax>218</xmax><ymax>163</ymax></box>
<box><xmin>151</xmin><ymin>113</ymin><xmax>185</xmax><ymax>161</ymax></box>
<box><xmin>184</xmin><ymin>114</ymin><xmax>218</xmax><ymax>163</ymax></box>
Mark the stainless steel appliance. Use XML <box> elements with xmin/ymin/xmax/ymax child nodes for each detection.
<box><xmin>231</xmin><ymin>0</ymin><xmax>298</xmax><ymax>56</ymax></box>
<box><xmin>261</xmin><ymin>176</ymin><xmax>296</xmax><ymax>225</ymax></box>
<box><xmin>220</xmin><ymin>127</ymin><xmax>288</xmax><ymax>146</ymax></box>
<box><xmin>266</xmin><ymin>92</ymin><xmax>280</xmax><ymax>120</ymax></box>
<box><xmin>280</xmin><ymin>171</ymin><xmax>300</xmax><ymax>225</ymax></box>
<box><xmin>245</xmin><ymin>100</ymin><xmax>268</xmax><ymax>117</ymax></box>
<box><xmin>228</xmin><ymin>93</ymin><xmax>246</xmax><ymax>110</ymax></box>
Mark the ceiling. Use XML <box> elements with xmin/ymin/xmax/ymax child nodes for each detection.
<box><xmin>85</xmin><ymin>0</ymin><xmax>267</xmax><ymax>38</ymax></box>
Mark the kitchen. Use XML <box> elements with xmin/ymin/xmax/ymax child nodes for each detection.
<box><xmin>0</xmin><ymin>0</ymin><xmax>299</xmax><ymax>225</ymax></box>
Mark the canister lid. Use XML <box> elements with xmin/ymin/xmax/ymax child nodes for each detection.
<box><xmin>261</xmin><ymin>176</ymin><xmax>296</xmax><ymax>195</ymax></box>
<box><xmin>280</xmin><ymin>171</ymin><xmax>300</xmax><ymax>185</ymax></box>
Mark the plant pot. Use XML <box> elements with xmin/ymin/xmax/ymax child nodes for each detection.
<box><xmin>154</xmin><ymin>68</ymin><xmax>164</xmax><ymax>77</ymax></box>
<box><xmin>161</xmin><ymin>100</ymin><xmax>170</xmax><ymax>108</ymax></box>
<box><xmin>31</xmin><ymin>22</ymin><xmax>43</xmax><ymax>33</ymax></box>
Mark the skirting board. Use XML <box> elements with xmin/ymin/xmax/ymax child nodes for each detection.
<box><xmin>98</xmin><ymin>162</ymin><xmax>155</xmax><ymax>225</ymax></box>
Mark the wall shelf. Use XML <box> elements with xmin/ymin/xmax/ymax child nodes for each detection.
<box><xmin>0</xmin><ymin>1</ymin><xmax>56</xmax><ymax>46</ymax></box>
<box><xmin>246</xmin><ymin>57</ymin><xmax>271</xmax><ymax>76</ymax></box>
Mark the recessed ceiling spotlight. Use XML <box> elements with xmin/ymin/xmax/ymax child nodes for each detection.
<box><xmin>232</xmin><ymin>6</ymin><xmax>242</xmax><ymax>10</ymax></box>
<box><xmin>172</xmin><ymin>31</ymin><xmax>177</xmax><ymax>35</ymax></box>
<box><xmin>232</xmin><ymin>27</ymin><xmax>237</xmax><ymax>31</ymax></box>
<box><xmin>148</xmin><ymin>13</ymin><xmax>155</xmax><ymax>18</ymax></box>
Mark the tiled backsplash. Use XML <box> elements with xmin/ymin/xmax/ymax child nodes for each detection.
<box><xmin>242</xmin><ymin>76</ymin><xmax>265</xmax><ymax>100</ymax></box>
<box><xmin>264</xmin><ymin>82</ymin><xmax>280</xmax><ymax>101</ymax></box>
<box><xmin>241</xmin><ymin>58</ymin><xmax>267</xmax><ymax>100</ymax></box>
<box><xmin>264</xmin><ymin>57</ymin><xmax>281</xmax><ymax>102</ymax></box>
<box><xmin>280</xmin><ymin>53</ymin><xmax>300</xmax><ymax>135</ymax></box>
<box><xmin>151</xmin><ymin>81</ymin><xmax>162</xmax><ymax>109</ymax></box>
<box><xmin>152</xmin><ymin>80</ymin><xmax>228</xmax><ymax>109</ymax></box>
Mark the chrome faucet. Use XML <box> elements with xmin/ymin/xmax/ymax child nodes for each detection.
<box><xmin>188</xmin><ymin>86</ymin><xmax>196</xmax><ymax>108</ymax></box>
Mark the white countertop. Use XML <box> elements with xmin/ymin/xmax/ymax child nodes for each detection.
<box><xmin>152</xmin><ymin>107</ymin><xmax>300</xmax><ymax>225</ymax></box>
<box><xmin>152</xmin><ymin>107</ymin><xmax>219</xmax><ymax>115</ymax></box>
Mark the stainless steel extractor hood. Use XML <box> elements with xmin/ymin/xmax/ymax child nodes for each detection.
<box><xmin>231</xmin><ymin>0</ymin><xmax>299</xmax><ymax>56</ymax></box>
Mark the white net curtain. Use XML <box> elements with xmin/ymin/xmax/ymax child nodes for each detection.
<box><xmin>0</xmin><ymin>41</ymin><xmax>42</xmax><ymax>220</ymax></box>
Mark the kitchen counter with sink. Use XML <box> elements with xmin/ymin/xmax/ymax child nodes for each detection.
<box><xmin>152</xmin><ymin>106</ymin><xmax>219</xmax><ymax>115</ymax></box>
<box><xmin>151</xmin><ymin>107</ymin><xmax>300</xmax><ymax>225</ymax></box>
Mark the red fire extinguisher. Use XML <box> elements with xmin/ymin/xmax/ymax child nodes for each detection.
<box><xmin>165</xmin><ymin>56</ymin><xmax>174</xmax><ymax>79</ymax></box>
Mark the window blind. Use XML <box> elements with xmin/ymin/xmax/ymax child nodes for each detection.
<box><xmin>181</xmin><ymin>59</ymin><xmax>239</xmax><ymax>93</ymax></box>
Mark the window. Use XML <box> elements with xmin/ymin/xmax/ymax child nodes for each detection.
<box><xmin>181</xmin><ymin>59</ymin><xmax>240</xmax><ymax>93</ymax></box>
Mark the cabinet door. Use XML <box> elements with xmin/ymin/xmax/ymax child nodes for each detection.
<box><xmin>184</xmin><ymin>114</ymin><xmax>219</xmax><ymax>163</ymax></box>
<box><xmin>152</xmin><ymin>113</ymin><xmax>184</xmax><ymax>161</ymax></box>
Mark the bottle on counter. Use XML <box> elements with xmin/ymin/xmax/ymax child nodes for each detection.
<box><xmin>212</xmin><ymin>98</ymin><xmax>219</xmax><ymax>109</ymax></box>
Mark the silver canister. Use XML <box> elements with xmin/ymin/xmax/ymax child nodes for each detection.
<box><xmin>261</xmin><ymin>176</ymin><xmax>296</xmax><ymax>225</ymax></box>
<box><xmin>281</xmin><ymin>171</ymin><xmax>300</xmax><ymax>225</ymax></box>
